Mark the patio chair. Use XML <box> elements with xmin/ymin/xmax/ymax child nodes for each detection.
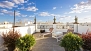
<box><xmin>40</xmin><ymin>28</ymin><xmax>54</xmax><ymax>38</ymax></box>
<box><xmin>67</xmin><ymin>29</ymin><xmax>74</xmax><ymax>33</ymax></box>
<box><xmin>52</xmin><ymin>30</ymin><xmax>64</xmax><ymax>42</ymax></box>
<box><xmin>63</xmin><ymin>29</ymin><xmax>74</xmax><ymax>35</ymax></box>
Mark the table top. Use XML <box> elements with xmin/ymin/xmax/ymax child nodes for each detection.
<box><xmin>55</xmin><ymin>32</ymin><xmax>62</xmax><ymax>34</ymax></box>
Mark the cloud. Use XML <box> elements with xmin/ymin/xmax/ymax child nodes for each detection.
<box><xmin>84</xmin><ymin>11</ymin><xmax>89</xmax><ymax>12</ymax></box>
<box><xmin>39</xmin><ymin>12</ymin><xmax>61</xmax><ymax>17</ymax></box>
<box><xmin>11</xmin><ymin>0</ymin><xmax>25</xmax><ymax>4</ymax></box>
<box><xmin>53</xmin><ymin>7</ymin><xmax>57</xmax><ymax>10</ymax></box>
<box><xmin>59</xmin><ymin>15</ymin><xmax>71</xmax><ymax>19</ymax></box>
<box><xmin>25</xmin><ymin>0</ymin><xmax>29</xmax><ymax>3</ymax></box>
<box><xmin>39</xmin><ymin>12</ymin><xmax>50</xmax><ymax>16</ymax></box>
<box><xmin>50</xmin><ymin>14</ymin><xmax>61</xmax><ymax>17</ymax></box>
<box><xmin>15</xmin><ymin>11</ymin><xmax>21</xmax><ymax>16</ymax></box>
<box><xmin>69</xmin><ymin>0</ymin><xmax>91</xmax><ymax>13</ymax></box>
<box><xmin>79</xmin><ymin>16</ymin><xmax>91</xmax><ymax>23</ymax></box>
<box><xmin>21</xmin><ymin>15</ymin><xmax>27</xmax><ymax>17</ymax></box>
<box><xmin>25</xmin><ymin>6</ymin><xmax>38</xmax><ymax>12</ymax></box>
<box><xmin>0</xmin><ymin>0</ymin><xmax>30</xmax><ymax>9</ymax></box>
<box><xmin>0</xmin><ymin>13</ymin><xmax>4</xmax><ymax>15</ymax></box>
<box><xmin>0</xmin><ymin>1</ymin><xmax>15</xmax><ymax>9</ymax></box>
<box><xmin>18</xmin><ymin>6</ymin><xmax>38</xmax><ymax>12</ymax></box>
<box><xmin>58</xmin><ymin>15</ymin><xmax>74</xmax><ymax>23</ymax></box>
<box><xmin>29</xmin><ymin>15</ymin><xmax>35</xmax><ymax>18</ymax></box>
<box><xmin>0</xmin><ymin>9</ymin><xmax>14</xmax><ymax>16</ymax></box>
<box><xmin>27</xmin><ymin>2</ymin><xmax>35</xmax><ymax>5</ymax></box>
<box><xmin>18</xmin><ymin>6</ymin><xmax>24</xmax><ymax>9</ymax></box>
<box><xmin>0</xmin><ymin>9</ymin><xmax>28</xmax><ymax>17</ymax></box>
<box><xmin>27</xmin><ymin>3</ymin><xmax>32</xmax><ymax>5</ymax></box>
<box><xmin>64</xmin><ymin>12</ymin><xmax>69</xmax><ymax>14</ymax></box>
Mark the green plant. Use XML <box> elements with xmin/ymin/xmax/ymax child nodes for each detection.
<box><xmin>60</xmin><ymin>32</ymin><xmax>83</xmax><ymax>51</ymax></box>
<box><xmin>2</xmin><ymin>30</ymin><xmax>21</xmax><ymax>51</ymax></box>
<box><xmin>15</xmin><ymin>34</ymin><xmax>36</xmax><ymax>51</ymax></box>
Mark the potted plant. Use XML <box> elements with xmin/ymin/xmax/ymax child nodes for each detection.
<box><xmin>2</xmin><ymin>30</ymin><xmax>21</xmax><ymax>51</ymax></box>
<box><xmin>80</xmin><ymin>32</ymin><xmax>91</xmax><ymax>51</ymax></box>
<box><xmin>60</xmin><ymin>32</ymin><xmax>83</xmax><ymax>51</ymax></box>
<box><xmin>15</xmin><ymin>34</ymin><xmax>36</xmax><ymax>51</ymax></box>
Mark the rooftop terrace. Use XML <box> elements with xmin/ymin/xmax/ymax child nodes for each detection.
<box><xmin>32</xmin><ymin>33</ymin><xmax>65</xmax><ymax>51</ymax></box>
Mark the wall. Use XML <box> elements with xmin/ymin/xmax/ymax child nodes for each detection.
<box><xmin>0</xmin><ymin>24</ymin><xmax>12</xmax><ymax>28</ymax></box>
<box><xmin>78</xmin><ymin>25</ymin><xmax>91</xmax><ymax>34</ymax></box>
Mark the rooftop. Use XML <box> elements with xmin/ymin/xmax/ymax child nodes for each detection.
<box><xmin>32</xmin><ymin>32</ymin><xmax>65</xmax><ymax>51</ymax></box>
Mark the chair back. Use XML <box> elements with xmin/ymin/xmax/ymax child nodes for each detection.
<box><xmin>67</xmin><ymin>29</ymin><xmax>74</xmax><ymax>33</ymax></box>
<box><xmin>49</xmin><ymin>28</ymin><xmax>54</xmax><ymax>33</ymax></box>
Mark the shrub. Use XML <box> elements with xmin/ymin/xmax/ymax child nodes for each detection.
<box><xmin>15</xmin><ymin>34</ymin><xmax>36</xmax><ymax>51</ymax></box>
<box><xmin>2</xmin><ymin>30</ymin><xmax>21</xmax><ymax>51</ymax></box>
<box><xmin>60</xmin><ymin>32</ymin><xmax>83</xmax><ymax>51</ymax></box>
<box><xmin>81</xmin><ymin>33</ymin><xmax>91</xmax><ymax>50</ymax></box>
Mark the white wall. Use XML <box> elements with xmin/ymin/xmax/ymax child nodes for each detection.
<box><xmin>78</xmin><ymin>25</ymin><xmax>91</xmax><ymax>34</ymax></box>
<box><xmin>14</xmin><ymin>26</ymin><xmax>35</xmax><ymax>36</ymax></box>
<box><xmin>0</xmin><ymin>24</ymin><xmax>12</xmax><ymax>28</ymax></box>
<box><xmin>15</xmin><ymin>23</ymin><xmax>25</xmax><ymax>26</ymax></box>
<box><xmin>0</xmin><ymin>26</ymin><xmax>35</xmax><ymax>35</ymax></box>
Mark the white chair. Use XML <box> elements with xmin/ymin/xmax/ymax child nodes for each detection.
<box><xmin>52</xmin><ymin>31</ymin><xmax>64</xmax><ymax>42</ymax></box>
<box><xmin>40</xmin><ymin>28</ymin><xmax>54</xmax><ymax>38</ymax></box>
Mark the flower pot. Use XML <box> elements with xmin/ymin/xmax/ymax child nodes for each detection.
<box><xmin>8</xmin><ymin>46</ymin><xmax>15</xmax><ymax>51</ymax></box>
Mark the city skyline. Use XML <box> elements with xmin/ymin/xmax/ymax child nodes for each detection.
<box><xmin>0</xmin><ymin>0</ymin><xmax>91</xmax><ymax>23</ymax></box>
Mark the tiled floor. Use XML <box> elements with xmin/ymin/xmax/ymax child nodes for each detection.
<box><xmin>32</xmin><ymin>33</ymin><xmax>65</xmax><ymax>51</ymax></box>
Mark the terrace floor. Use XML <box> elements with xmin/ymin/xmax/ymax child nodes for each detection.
<box><xmin>32</xmin><ymin>32</ymin><xmax>65</xmax><ymax>51</ymax></box>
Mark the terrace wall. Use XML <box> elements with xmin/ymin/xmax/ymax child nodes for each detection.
<box><xmin>78</xmin><ymin>25</ymin><xmax>91</xmax><ymax>34</ymax></box>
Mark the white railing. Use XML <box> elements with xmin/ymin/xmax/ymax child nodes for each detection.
<box><xmin>37</xmin><ymin>24</ymin><xmax>53</xmax><ymax>29</ymax></box>
<box><xmin>37</xmin><ymin>24</ymin><xmax>73</xmax><ymax>29</ymax></box>
<box><xmin>36</xmin><ymin>24</ymin><xmax>74</xmax><ymax>32</ymax></box>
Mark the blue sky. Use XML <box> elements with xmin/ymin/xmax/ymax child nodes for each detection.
<box><xmin>0</xmin><ymin>0</ymin><xmax>91</xmax><ymax>23</ymax></box>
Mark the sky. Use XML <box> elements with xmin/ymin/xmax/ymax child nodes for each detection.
<box><xmin>0</xmin><ymin>0</ymin><xmax>91</xmax><ymax>23</ymax></box>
